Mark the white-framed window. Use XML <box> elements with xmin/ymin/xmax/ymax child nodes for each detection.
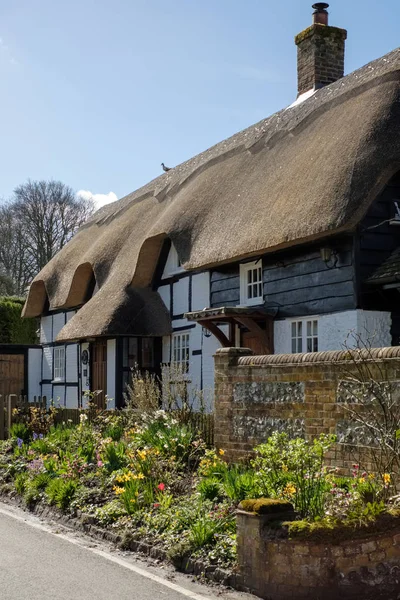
<box><xmin>172</xmin><ymin>332</ymin><xmax>190</xmax><ymax>373</ymax></box>
<box><xmin>53</xmin><ymin>346</ymin><xmax>65</xmax><ymax>381</ymax></box>
<box><xmin>239</xmin><ymin>261</ymin><xmax>263</xmax><ymax>306</ymax></box>
<box><xmin>291</xmin><ymin>321</ymin><xmax>303</xmax><ymax>353</ymax></box>
<box><xmin>291</xmin><ymin>319</ymin><xmax>319</xmax><ymax>353</ymax></box>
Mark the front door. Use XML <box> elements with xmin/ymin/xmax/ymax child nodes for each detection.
<box><xmin>242</xmin><ymin>332</ymin><xmax>270</xmax><ymax>355</ymax></box>
<box><xmin>91</xmin><ymin>340</ymin><xmax>107</xmax><ymax>409</ymax></box>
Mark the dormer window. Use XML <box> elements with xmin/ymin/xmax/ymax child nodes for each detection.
<box><xmin>239</xmin><ymin>261</ymin><xmax>263</xmax><ymax>306</ymax></box>
<box><xmin>162</xmin><ymin>243</ymin><xmax>184</xmax><ymax>278</ymax></box>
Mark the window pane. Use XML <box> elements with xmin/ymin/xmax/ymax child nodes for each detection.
<box><xmin>142</xmin><ymin>338</ymin><xmax>154</xmax><ymax>368</ymax></box>
<box><xmin>313</xmin><ymin>338</ymin><xmax>318</xmax><ymax>352</ymax></box>
<box><xmin>298</xmin><ymin>338</ymin><xmax>303</xmax><ymax>353</ymax></box>
<box><xmin>313</xmin><ymin>321</ymin><xmax>318</xmax><ymax>336</ymax></box>
<box><xmin>291</xmin><ymin>322</ymin><xmax>296</xmax><ymax>337</ymax></box>
<box><xmin>307</xmin><ymin>338</ymin><xmax>312</xmax><ymax>352</ymax></box>
<box><xmin>298</xmin><ymin>322</ymin><xmax>302</xmax><ymax>337</ymax></box>
<box><xmin>307</xmin><ymin>321</ymin><xmax>311</xmax><ymax>336</ymax></box>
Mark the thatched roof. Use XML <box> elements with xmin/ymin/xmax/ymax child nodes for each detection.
<box><xmin>23</xmin><ymin>47</ymin><xmax>400</xmax><ymax>341</ymax></box>
<box><xmin>367</xmin><ymin>246</ymin><xmax>400</xmax><ymax>286</ymax></box>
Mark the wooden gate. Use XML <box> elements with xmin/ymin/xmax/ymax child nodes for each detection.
<box><xmin>0</xmin><ymin>354</ymin><xmax>24</xmax><ymax>398</ymax></box>
<box><xmin>91</xmin><ymin>340</ymin><xmax>107</xmax><ymax>409</ymax></box>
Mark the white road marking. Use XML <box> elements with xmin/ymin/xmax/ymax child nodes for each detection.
<box><xmin>0</xmin><ymin>503</ymin><xmax>214</xmax><ymax>600</ymax></box>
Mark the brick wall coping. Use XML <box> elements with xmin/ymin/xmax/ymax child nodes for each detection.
<box><xmin>215</xmin><ymin>346</ymin><xmax>400</xmax><ymax>366</ymax></box>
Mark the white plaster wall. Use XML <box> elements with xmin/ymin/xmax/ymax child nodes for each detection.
<box><xmin>41</xmin><ymin>384</ymin><xmax>52</xmax><ymax>405</ymax></box>
<box><xmin>162</xmin><ymin>244</ymin><xmax>183</xmax><ymax>279</ymax></box>
<box><xmin>357</xmin><ymin>311</ymin><xmax>392</xmax><ymax>348</ymax></box>
<box><xmin>40</xmin><ymin>316</ymin><xmax>52</xmax><ymax>344</ymax></box>
<box><xmin>274</xmin><ymin>310</ymin><xmax>392</xmax><ymax>354</ymax></box>
<box><xmin>107</xmin><ymin>339</ymin><xmax>116</xmax><ymax>409</ymax></box>
<box><xmin>42</xmin><ymin>346</ymin><xmax>53</xmax><ymax>381</ymax></box>
<box><xmin>66</xmin><ymin>344</ymin><xmax>78</xmax><ymax>383</ymax></box>
<box><xmin>52</xmin><ymin>313</ymin><xmax>65</xmax><ymax>340</ymax></box>
<box><xmin>162</xmin><ymin>336</ymin><xmax>171</xmax><ymax>363</ymax></box>
<box><xmin>191</xmin><ymin>273</ymin><xmax>210</xmax><ymax>311</ymax></box>
<box><xmin>173</xmin><ymin>278</ymin><xmax>189</xmax><ymax>316</ymax></box>
<box><xmin>201</xmin><ymin>325</ymin><xmax>228</xmax><ymax>412</ymax></box>
<box><xmin>66</xmin><ymin>387</ymin><xmax>79</xmax><ymax>408</ymax></box>
<box><xmin>53</xmin><ymin>385</ymin><xmax>65</xmax><ymax>407</ymax></box>
<box><xmin>28</xmin><ymin>348</ymin><xmax>42</xmax><ymax>400</ymax></box>
<box><xmin>158</xmin><ymin>285</ymin><xmax>171</xmax><ymax>313</ymax></box>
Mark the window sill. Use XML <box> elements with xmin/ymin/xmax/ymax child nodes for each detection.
<box><xmin>238</xmin><ymin>299</ymin><xmax>264</xmax><ymax>308</ymax></box>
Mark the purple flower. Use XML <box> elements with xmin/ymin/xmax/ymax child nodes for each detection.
<box><xmin>39</xmin><ymin>434</ymin><xmax>44</xmax><ymax>439</ymax></box>
<box><xmin>17</xmin><ymin>438</ymin><xmax>23</xmax><ymax>448</ymax></box>
<box><xmin>33</xmin><ymin>432</ymin><xmax>38</xmax><ymax>441</ymax></box>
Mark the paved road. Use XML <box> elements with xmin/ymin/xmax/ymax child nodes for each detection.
<box><xmin>0</xmin><ymin>503</ymin><xmax>251</xmax><ymax>600</ymax></box>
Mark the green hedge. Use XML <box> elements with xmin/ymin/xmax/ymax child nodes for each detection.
<box><xmin>0</xmin><ymin>297</ymin><xmax>38</xmax><ymax>344</ymax></box>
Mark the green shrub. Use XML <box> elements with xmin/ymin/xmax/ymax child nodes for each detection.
<box><xmin>103</xmin><ymin>442</ymin><xmax>127</xmax><ymax>473</ymax></box>
<box><xmin>137</xmin><ymin>413</ymin><xmax>194</xmax><ymax>464</ymax></box>
<box><xmin>14</xmin><ymin>472</ymin><xmax>28</xmax><ymax>495</ymax></box>
<box><xmin>94</xmin><ymin>500</ymin><xmax>126</xmax><ymax>526</ymax></box>
<box><xmin>222</xmin><ymin>466</ymin><xmax>256</xmax><ymax>502</ymax></box>
<box><xmin>253</xmin><ymin>432</ymin><xmax>335</xmax><ymax>519</ymax></box>
<box><xmin>31</xmin><ymin>472</ymin><xmax>53</xmax><ymax>492</ymax></box>
<box><xmin>9</xmin><ymin>423</ymin><xmax>31</xmax><ymax>444</ymax></box>
<box><xmin>103</xmin><ymin>422</ymin><xmax>124</xmax><ymax>442</ymax></box>
<box><xmin>0</xmin><ymin>296</ymin><xmax>38</xmax><ymax>344</ymax></box>
<box><xmin>197</xmin><ymin>477</ymin><xmax>222</xmax><ymax>502</ymax></box>
<box><xmin>46</xmin><ymin>478</ymin><xmax>78</xmax><ymax>510</ymax></box>
<box><xmin>189</xmin><ymin>514</ymin><xmax>225</xmax><ymax>548</ymax></box>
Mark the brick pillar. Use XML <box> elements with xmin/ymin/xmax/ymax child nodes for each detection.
<box><xmin>214</xmin><ymin>348</ymin><xmax>253</xmax><ymax>458</ymax></box>
<box><xmin>295</xmin><ymin>23</ymin><xmax>347</xmax><ymax>96</ymax></box>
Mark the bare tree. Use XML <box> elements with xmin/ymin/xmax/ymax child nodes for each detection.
<box><xmin>0</xmin><ymin>180</ymin><xmax>94</xmax><ymax>295</ymax></box>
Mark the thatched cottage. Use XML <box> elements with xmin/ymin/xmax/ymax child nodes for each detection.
<box><xmin>22</xmin><ymin>4</ymin><xmax>400</xmax><ymax>409</ymax></box>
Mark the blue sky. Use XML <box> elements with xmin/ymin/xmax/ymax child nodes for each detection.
<box><xmin>1</xmin><ymin>0</ymin><xmax>399</xmax><ymax>205</ymax></box>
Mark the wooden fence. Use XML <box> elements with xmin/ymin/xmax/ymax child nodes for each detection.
<box><xmin>0</xmin><ymin>395</ymin><xmax>215</xmax><ymax>446</ymax></box>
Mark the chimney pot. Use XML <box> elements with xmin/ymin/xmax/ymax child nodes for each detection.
<box><xmin>312</xmin><ymin>2</ymin><xmax>329</xmax><ymax>25</ymax></box>
<box><xmin>295</xmin><ymin>3</ymin><xmax>347</xmax><ymax>97</ymax></box>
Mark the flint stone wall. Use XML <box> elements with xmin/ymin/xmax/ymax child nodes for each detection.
<box><xmin>214</xmin><ymin>346</ymin><xmax>400</xmax><ymax>466</ymax></box>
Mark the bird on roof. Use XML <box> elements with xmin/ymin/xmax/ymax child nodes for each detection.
<box><xmin>161</xmin><ymin>162</ymin><xmax>171</xmax><ymax>172</ymax></box>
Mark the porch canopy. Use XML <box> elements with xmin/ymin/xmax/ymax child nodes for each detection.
<box><xmin>366</xmin><ymin>247</ymin><xmax>400</xmax><ymax>288</ymax></box>
<box><xmin>184</xmin><ymin>306</ymin><xmax>276</xmax><ymax>352</ymax></box>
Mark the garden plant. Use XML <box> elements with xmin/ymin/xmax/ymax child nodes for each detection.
<box><xmin>0</xmin><ymin>368</ymin><xmax>400</xmax><ymax>572</ymax></box>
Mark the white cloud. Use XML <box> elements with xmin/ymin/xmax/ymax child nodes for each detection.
<box><xmin>77</xmin><ymin>190</ymin><xmax>118</xmax><ymax>209</ymax></box>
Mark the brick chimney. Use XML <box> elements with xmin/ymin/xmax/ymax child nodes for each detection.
<box><xmin>295</xmin><ymin>3</ymin><xmax>347</xmax><ymax>97</ymax></box>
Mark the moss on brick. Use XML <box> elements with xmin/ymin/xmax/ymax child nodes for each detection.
<box><xmin>239</xmin><ymin>498</ymin><xmax>294</xmax><ymax>515</ymax></box>
<box><xmin>295</xmin><ymin>24</ymin><xmax>347</xmax><ymax>46</ymax></box>
<box><xmin>285</xmin><ymin>508</ymin><xmax>400</xmax><ymax>544</ymax></box>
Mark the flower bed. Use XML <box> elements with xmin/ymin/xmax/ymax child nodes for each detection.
<box><xmin>1</xmin><ymin>410</ymin><xmax>400</xmax><ymax>588</ymax></box>
<box><xmin>0</xmin><ymin>410</ymin><xmax>242</xmax><ymax>571</ymax></box>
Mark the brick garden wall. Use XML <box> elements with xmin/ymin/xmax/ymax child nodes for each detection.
<box><xmin>236</xmin><ymin>509</ymin><xmax>400</xmax><ymax>600</ymax></box>
<box><xmin>213</xmin><ymin>346</ymin><xmax>400</xmax><ymax>467</ymax></box>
